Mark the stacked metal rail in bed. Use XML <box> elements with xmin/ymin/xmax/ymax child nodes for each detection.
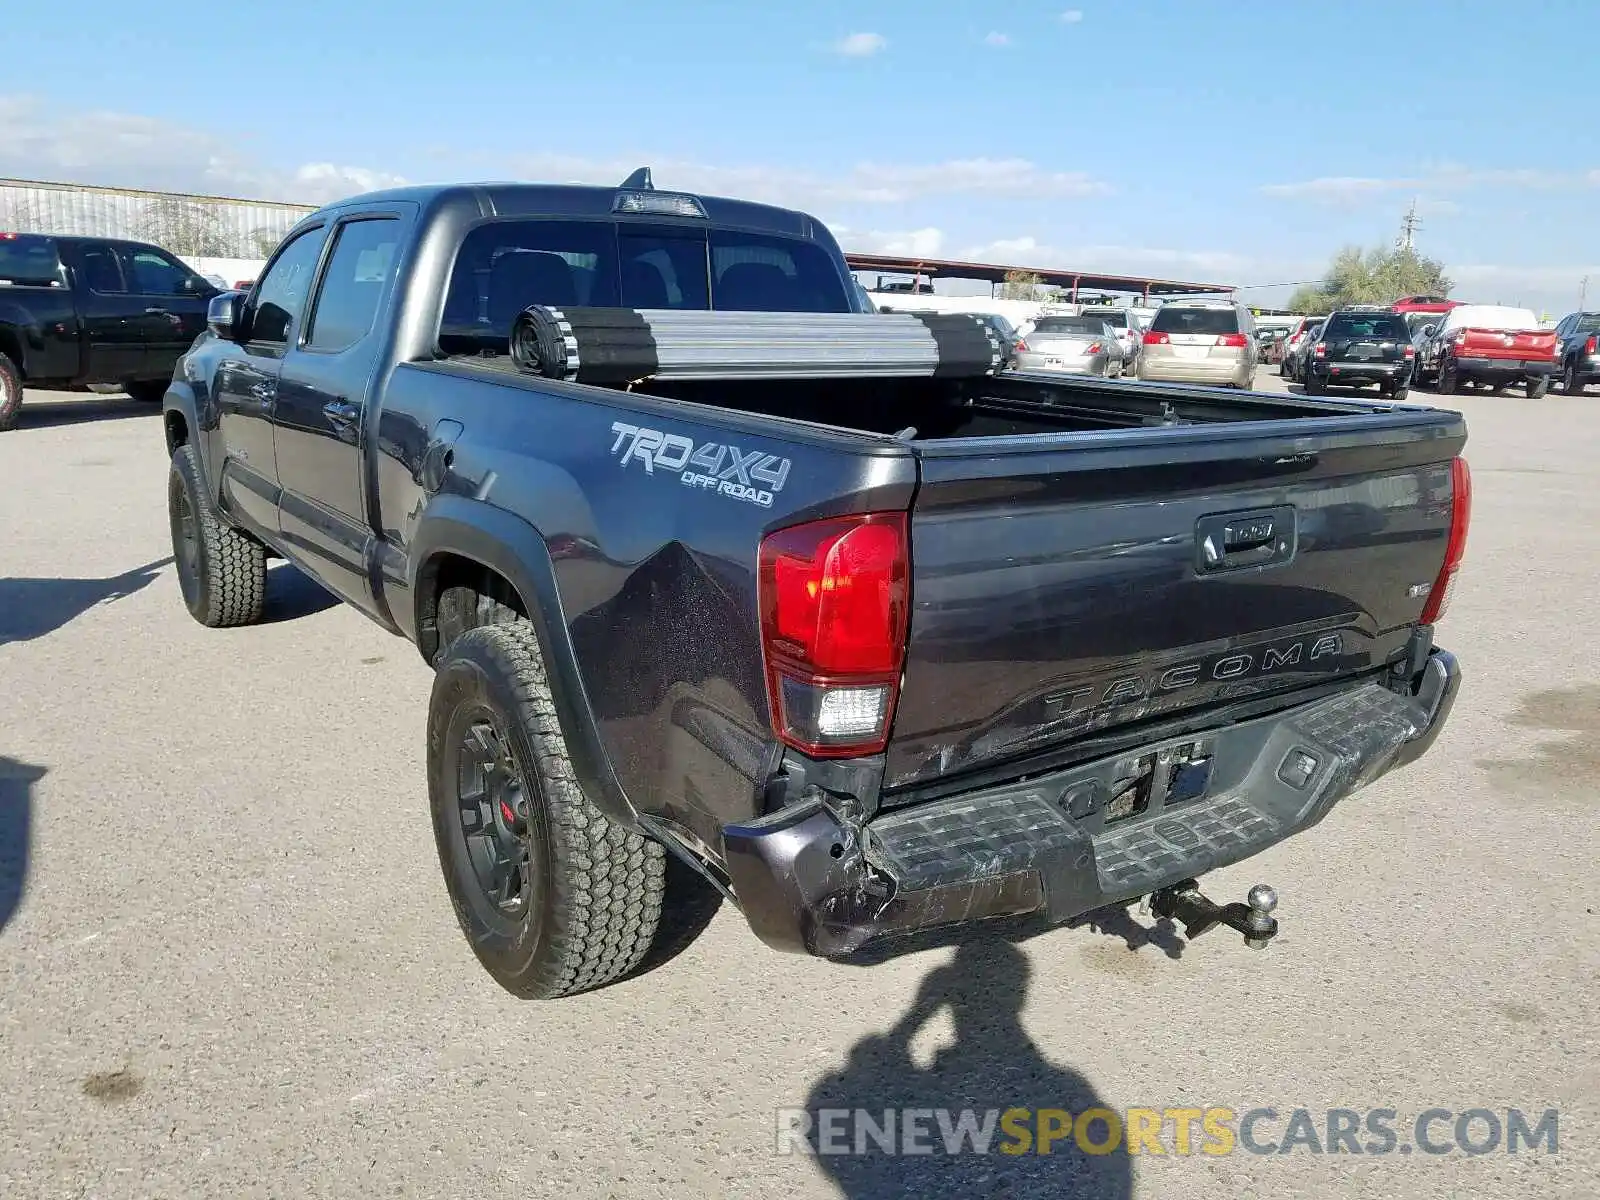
<box><xmin>508</xmin><ymin>306</ymin><xmax>1004</xmax><ymax>384</ymax></box>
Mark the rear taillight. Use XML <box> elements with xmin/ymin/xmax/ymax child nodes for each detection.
<box><xmin>1013</xmin><ymin>338</ymin><xmax>1029</xmax><ymax>352</ymax></box>
<box><xmin>1085</xmin><ymin>341</ymin><xmax>1103</xmax><ymax>354</ymax></box>
<box><xmin>1313</xmin><ymin>342</ymin><xmax>1327</xmax><ymax>358</ymax></box>
<box><xmin>1419</xmin><ymin>457</ymin><xmax>1471</xmax><ymax>626</ymax></box>
<box><xmin>1142</xmin><ymin>330</ymin><xmax>1169</xmax><ymax>346</ymax></box>
<box><xmin>1403</xmin><ymin>344</ymin><xmax>1416</xmax><ymax>359</ymax></box>
<box><xmin>1215</xmin><ymin>333</ymin><xmax>1248</xmax><ymax>348</ymax></box>
<box><xmin>1586</xmin><ymin>335</ymin><xmax>1597</xmax><ymax>355</ymax></box>
<box><xmin>758</xmin><ymin>512</ymin><xmax>910</xmax><ymax>757</ymax></box>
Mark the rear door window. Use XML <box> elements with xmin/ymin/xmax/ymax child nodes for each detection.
<box><xmin>0</xmin><ymin>234</ymin><xmax>65</xmax><ymax>287</ymax></box>
<box><xmin>1151</xmin><ymin>307</ymin><xmax>1240</xmax><ymax>335</ymax></box>
<box><xmin>76</xmin><ymin>243</ymin><xmax>127</xmax><ymax>294</ymax></box>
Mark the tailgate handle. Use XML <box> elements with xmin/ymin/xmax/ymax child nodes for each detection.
<box><xmin>1196</xmin><ymin>506</ymin><xmax>1296</xmax><ymax>573</ymax></box>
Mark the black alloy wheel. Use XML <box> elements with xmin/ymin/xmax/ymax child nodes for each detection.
<box><xmin>450</xmin><ymin>712</ymin><xmax>538</xmax><ymax>927</ymax></box>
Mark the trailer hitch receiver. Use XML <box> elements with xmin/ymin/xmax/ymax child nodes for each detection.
<box><xmin>1150</xmin><ymin>879</ymin><xmax>1280</xmax><ymax>949</ymax></box>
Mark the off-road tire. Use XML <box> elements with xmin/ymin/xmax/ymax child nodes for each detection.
<box><xmin>428</xmin><ymin>620</ymin><xmax>666</xmax><ymax>999</ymax></box>
<box><xmin>168</xmin><ymin>444</ymin><xmax>267</xmax><ymax>627</ymax></box>
<box><xmin>1527</xmin><ymin>375</ymin><xmax>1550</xmax><ymax>399</ymax></box>
<box><xmin>1561</xmin><ymin>361</ymin><xmax>1584</xmax><ymax>395</ymax></box>
<box><xmin>0</xmin><ymin>352</ymin><xmax>22</xmax><ymax>433</ymax></box>
<box><xmin>1304</xmin><ymin>372</ymin><xmax>1326</xmax><ymax>396</ymax></box>
<box><xmin>1391</xmin><ymin>385</ymin><xmax>1410</xmax><ymax>402</ymax></box>
<box><xmin>1436</xmin><ymin>361</ymin><xmax>1457</xmax><ymax>395</ymax></box>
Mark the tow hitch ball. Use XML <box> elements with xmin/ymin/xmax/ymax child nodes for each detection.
<box><xmin>1149</xmin><ymin>879</ymin><xmax>1280</xmax><ymax>949</ymax></box>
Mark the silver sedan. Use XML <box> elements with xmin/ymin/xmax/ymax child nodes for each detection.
<box><xmin>1013</xmin><ymin>315</ymin><xmax>1125</xmax><ymax>377</ymax></box>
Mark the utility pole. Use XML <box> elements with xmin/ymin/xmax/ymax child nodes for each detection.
<box><xmin>1582</xmin><ymin>275</ymin><xmax>1589</xmax><ymax>311</ymax></box>
<box><xmin>1398</xmin><ymin>198</ymin><xmax>1422</xmax><ymax>252</ymax></box>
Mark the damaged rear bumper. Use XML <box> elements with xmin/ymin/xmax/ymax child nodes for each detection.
<box><xmin>722</xmin><ymin>649</ymin><xmax>1460</xmax><ymax>957</ymax></box>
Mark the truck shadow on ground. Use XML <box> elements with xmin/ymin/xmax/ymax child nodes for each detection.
<box><xmin>0</xmin><ymin>557</ymin><xmax>173</xmax><ymax>645</ymax></box>
<box><xmin>259</xmin><ymin>563</ymin><xmax>341</xmax><ymax>624</ymax></box>
<box><xmin>14</xmin><ymin>396</ymin><xmax>159</xmax><ymax>430</ymax></box>
<box><xmin>803</xmin><ymin>937</ymin><xmax>1133</xmax><ymax>1199</ymax></box>
<box><xmin>0</xmin><ymin>757</ymin><xmax>44</xmax><ymax>934</ymax></box>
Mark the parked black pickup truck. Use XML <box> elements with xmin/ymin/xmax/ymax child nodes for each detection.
<box><xmin>160</xmin><ymin>175</ymin><xmax>1470</xmax><ymax>999</ymax></box>
<box><xmin>0</xmin><ymin>231</ymin><xmax>219</xmax><ymax>431</ymax></box>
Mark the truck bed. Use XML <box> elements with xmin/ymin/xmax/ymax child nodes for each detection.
<box><xmin>428</xmin><ymin>352</ymin><xmax>1465</xmax><ymax>799</ymax></box>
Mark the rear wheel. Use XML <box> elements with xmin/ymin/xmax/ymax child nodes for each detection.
<box><xmin>1391</xmin><ymin>385</ymin><xmax>1410</xmax><ymax>402</ymax></box>
<box><xmin>0</xmin><ymin>352</ymin><xmax>21</xmax><ymax>433</ymax></box>
<box><xmin>167</xmin><ymin>444</ymin><xmax>267</xmax><ymax>627</ymax></box>
<box><xmin>1527</xmin><ymin>375</ymin><xmax>1550</xmax><ymax>399</ymax></box>
<box><xmin>428</xmin><ymin>620</ymin><xmax>666</xmax><ymax>999</ymax></box>
<box><xmin>1561</xmin><ymin>361</ymin><xmax>1583</xmax><ymax>395</ymax></box>
<box><xmin>1304</xmin><ymin>372</ymin><xmax>1326</xmax><ymax>396</ymax></box>
<box><xmin>1436</xmin><ymin>361</ymin><xmax>1457</xmax><ymax>395</ymax></box>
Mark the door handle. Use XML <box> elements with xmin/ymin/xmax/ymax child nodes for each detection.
<box><xmin>323</xmin><ymin>400</ymin><xmax>360</xmax><ymax>425</ymax></box>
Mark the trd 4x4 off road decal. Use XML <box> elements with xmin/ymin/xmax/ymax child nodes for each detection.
<box><xmin>609</xmin><ymin>422</ymin><xmax>792</xmax><ymax>508</ymax></box>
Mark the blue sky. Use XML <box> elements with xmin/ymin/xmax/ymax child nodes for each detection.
<box><xmin>2</xmin><ymin>0</ymin><xmax>1597</xmax><ymax>312</ymax></box>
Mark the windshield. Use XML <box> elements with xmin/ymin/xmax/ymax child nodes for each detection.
<box><xmin>1080</xmin><ymin>309</ymin><xmax>1128</xmax><ymax>329</ymax></box>
<box><xmin>1151</xmin><ymin>306</ymin><xmax>1241</xmax><ymax>335</ymax></box>
<box><xmin>1324</xmin><ymin>313</ymin><xmax>1410</xmax><ymax>340</ymax></box>
<box><xmin>1032</xmin><ymin>316</ymin><xmax>1109</xmax><ymax>336</ymax></box>
<box><xmin>0</xmin><ymin>234</ymin><xmax>65</xmax><ymax>287</ymax></box>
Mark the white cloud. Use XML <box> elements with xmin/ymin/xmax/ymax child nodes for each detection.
<box><xmin>830</xmin><ymin>225</ymin><xmax>946</xmax><ymax>258</ymax></box>
<box><xmin>0</xmin><ymin>93</ymin><xmax>402</xmax><ymax>205</ymax></box>
<box><xmin>831</xmin><ymin>32</ymin><xmax>887</xmax><ymax>58</ymax></box>
<box><xmin>1264</xmin><ymin>166</ymin><xmax>1598</xmax><ymax>204</ymax></box>
<box><xmin>505</xmin><ymin>152</ymin><xmax>1111</xmax><ymax>208</ymax></box>
<box><xmin>1060</xmin><ymin>9</ymin><xmax>1085</xmax><ymax>23</ymax></box>
<box><xmin>984</xmin><ymin>31</ymin><xmax>1011</xmax><ymax>47</ymax></box>
<box><xmin>1447</xmin><ymin>263</ymin><xmax>1599</xmax><ymax>311</ymax></box>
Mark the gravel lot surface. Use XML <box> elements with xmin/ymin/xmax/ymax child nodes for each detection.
<box><xmin>2</xmin><ymin>372</ymin><xmax>1595</xmax><ymax>1199</ymax></box>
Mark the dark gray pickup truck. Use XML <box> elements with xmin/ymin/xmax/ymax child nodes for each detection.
<box><xmin>160</xmin><ymin>174</ymin><xmax>1469</xmax><ymax>999</ymax></box>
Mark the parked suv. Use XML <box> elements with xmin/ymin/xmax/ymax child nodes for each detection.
<box><xmin>1137</xmin><ymin>299</ymin><xmax>1257</xmax><ymax>389</ymax></box>
<box><xmin>1552</xmin><ymin>310</ymin><xmax>1600</xmax><ymax>395</ymax></box>
<box><xmin>1303</xmin><ymin>308</ymin><xmax>1416</xmax><ymax>399</ymax></box>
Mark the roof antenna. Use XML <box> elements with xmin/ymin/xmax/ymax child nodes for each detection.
<box><xmin>620</xmin><ymin>167</ymin><xmax>654</xmax><ymax>191</ymax></box>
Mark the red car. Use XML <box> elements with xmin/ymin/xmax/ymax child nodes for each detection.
<box><xmin>1391</xmin><ymin>295</ymin><xmax>1461</xmax><ymax>315</ymax></box>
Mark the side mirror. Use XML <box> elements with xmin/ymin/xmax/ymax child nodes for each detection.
<box><xmin>207</xmin><ymin>291</ymin><xmax>244</xmax><ymax>341</ymax></box>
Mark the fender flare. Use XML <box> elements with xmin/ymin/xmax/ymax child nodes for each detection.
<box><xmin>409</xmin><ymin>496</ymin><xmax>640</xmax><ymax>832</ymax></box>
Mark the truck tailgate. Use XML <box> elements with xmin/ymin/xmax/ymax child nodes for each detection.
<box><xmin>887</xmin><ymin>410</ymin><xmax>1467</xmax><ymax>790</ymax></box>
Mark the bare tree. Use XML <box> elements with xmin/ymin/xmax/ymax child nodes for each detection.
<box><xmin>0</xmin><ymin>194</ymin><xmax>53</xmax><ymax>235</ymax></box>
<box><xmin>132</xmin><ymin>197</ymin><xmax>234</xmax><ymax>256</ymax></box>
<box><xmin>247</xmin><ymin>225</ymin><xmax>286</xmax><ymax>258</ymax></box>
<box><xmin>999</xmin><ymin>269</ymin><xmax>1046</xmax><ymax>301</ymax></box>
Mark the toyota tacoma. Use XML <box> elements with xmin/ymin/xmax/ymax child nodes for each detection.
<box><xmin>159</xmin><ymin>174</ymin><xmax>1469</xmax><ymax>998</ymax></box>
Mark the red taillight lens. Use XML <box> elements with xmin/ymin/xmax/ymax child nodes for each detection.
<box><xmin>1403</xmin><ymin>344</ymin><xmax>1416</xmax><ymax>359</ymax></box>
<box><xmin>758</xmin><ymin>512</ymin><xmax>910</xmax><ymax>757</ymax></box>
<box><xmin>1420</xmin><ymin>457</ymin><xmax>1471</xmax><ymax>626</ymax></box>
<box><xmin>1313</xmin><ymin>342</ymin><xmax>1327</xmax><ymax>358</ymax></box>
<box><xmin>1586</xmin><ymin>335</ymin><xmax>1597</xmax><ymax>355</ymax></box>
<box><xmin>1014</xmin><ymin>338</ymin><xmax>1029</xmax><ymax>352</ymax></box>
<box><xmin>1142</xmin><ymin>330</ymin><xmax>1169</xmax><ymax>346</ymax></box>
<box><xmin>1085</xmin><ymin>341</ymin><xmax>1102</xmax><ymax>354</ymax></box>
<box><xmin>1215</xmin><ymin>332</ymin><xmax>1247</xmax><ymax>348</ymax></box>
